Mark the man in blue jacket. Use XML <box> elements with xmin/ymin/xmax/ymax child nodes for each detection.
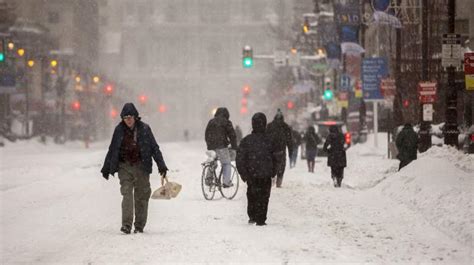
<box><xmin>101</xmin><ymin>103</ymin><xmax>168</xmax><ymax>234</ymax></box>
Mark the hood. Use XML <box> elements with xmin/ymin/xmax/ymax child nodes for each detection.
<box><xmin>403</xmin><ymin>123</ymin><xmax>413</xmax><ymax>130</ymax></box>
<box><xmin>252</xmin><ymin>112</ymin><xmax>267</xmax><ymax>133</ymax></box>
<box><xmin>214</xmin><ymin>107</ymin><xmax>229</xmax><ymax>119</ymax></box>
<box><xmin>307</xmin><ymin>126</ymin><xmax>315</xmax><ymax>133</ymax></box>
<box><xmin>329</xmin><ymin>126</ymin><xmax>339</xmax><ymax>133</ymax></box>
<box><xmin>274</xmin><ymin>109</ymin><xmax>284</xmax><ymax>122</ymax></box>
<box><xmin>120</xmin><ymin>103</ymin><xmax>140</xmax><ymax>118</ymax></box>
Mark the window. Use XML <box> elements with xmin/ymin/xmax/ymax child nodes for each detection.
<box><xmin>48</xmin><ymin>12</ymin><xmax>60</xmax><ymax>24</ymax></box>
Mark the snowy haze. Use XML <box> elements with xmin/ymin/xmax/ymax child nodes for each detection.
<box><xmin>98</xmin><ymin>0</ymin><xmax>288</xmax><ymax>141</ymax></box>
<box><xmin>0</xmin><ymin>134</ymin><xmax>473</xmax><ymax>263</ymax></box>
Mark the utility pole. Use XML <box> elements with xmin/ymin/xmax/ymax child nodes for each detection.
<box><xmin>444</xmin><ymin>0</ymin><xmax>459</xmax><ymax>146</ymax></box>
<box><xmin>418</xmin><ymin>0</ymin><xmax>432</xmax><ymax>152</ymax></box>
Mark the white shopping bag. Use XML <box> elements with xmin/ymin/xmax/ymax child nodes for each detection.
<box><xmin>151</xmin><ymin>176</ymin><xmax>182</xmax><ymax>200</ymax></box>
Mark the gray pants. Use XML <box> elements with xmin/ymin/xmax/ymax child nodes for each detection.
<box><xmin>118</xmin><ymin>162</ymin><xmax>151</xmax><ymax>229</ymax></box>
<box><xmin>215</xmin><ymin>148</ymin><xmax>231</xmax><ymax>185</ymax></box>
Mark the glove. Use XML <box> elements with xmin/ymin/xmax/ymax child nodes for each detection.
<box><xmin>159</xmin><ymin>168</ymin><xmax>168</xmax><ymax>178</ymax></box>
<box><xmin>102</xmin><ymin>171</ymin><xmax>109</xmax><ymax>180</ymax></box>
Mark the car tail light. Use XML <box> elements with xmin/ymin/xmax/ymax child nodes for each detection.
<box><xmin>345</xmin><ymin>132</ymin><xmax>351</xmax><ymax>145</ymax></box>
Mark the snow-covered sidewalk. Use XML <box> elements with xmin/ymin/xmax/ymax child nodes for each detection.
<box><xmin>0</xmin><ymin>136</ymin><xmax>472</xmax><ymax>264</ymax></box>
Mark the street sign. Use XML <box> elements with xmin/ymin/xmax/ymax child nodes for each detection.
<box><xmin>340</xmin><ymin>74</ymin><xmax>351</xmax><ymax>91</ymax></box>
<box><xmin>423</xmin><ymin>104</ymin><xmax>434</xmax><ymax>122</ymax></box>
<box><xmin>362</xmin><ymin>57</ymin><xmax>388</xmax><ymax>100</ymax></box>
<box><xmin>465</xmin><ymin>52</ymin><xmax>474</xmax><ymax>91</ymax></box>
<box><xmin>273</xmin><ymin>50</ymin><xmax>286</xmax><ymax>67</ymax></box>
<box><xmin>418</xmin><ymin>81</ymin><xmax>437</xmax><ymax>103</ymax></box>
<box><xmin>380</xmin><ymin>78</ymin><xmax>396</xmax><ymax>98</ymax></box>
<box><xmin>288</xmin><ymin>51</ymin><xmax>301</xmax><ymax>67</ymax></box>
<box><xmin>442</xmin><ymin>34</ymin><xmax>462</xmax><ymax>68</ymax></box>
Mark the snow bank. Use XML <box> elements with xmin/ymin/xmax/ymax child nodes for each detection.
<box><xmin>376</xmin><ymin>145</ymin><xmax>474</xmax><ymax>245</ymax></box>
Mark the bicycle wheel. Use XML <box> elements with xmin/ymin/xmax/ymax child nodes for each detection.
<box><xmin>219</xmin><ymin>164</ymin><xmax>240</xmax><ymax>200</ymax></box>
<box><xmin>201</xmin><ymin>165</ymin><xmax>216</xmax><ymax>200</ymax></box>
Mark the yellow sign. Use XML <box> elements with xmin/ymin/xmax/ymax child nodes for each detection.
<box><xmin>466</xmin><ymin>74</ymin><xmax>474</xmax><ymax>90</ymax></box>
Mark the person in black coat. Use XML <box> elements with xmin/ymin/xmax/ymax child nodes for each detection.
<box><xmin>323</xmin><ymin>126</ymin><xmax>347</xmax><ymax>187</ymax></box>
<box><xmin>236</xmin><ymin>112</ymin><xmax>277</xmax><ymax>226</ymax></box>
<box><xmin>101</xmin><ymin>103</ymin><xmax>168</xmax><ymax>234</ymax></box>
<box><xmin>303</xmin><ymin>126</ymin><xmax>321</xmax><ymax>173</ymax></box>
<box><xmin>266</xmin><ymin>109</ymin><xmax>293</xmax><ymax>187</ymax></box>
<box><xmin>289</xmin><ymin>128</ymin><xmax>302</xmax><ymax>168</ymax></box>
<box><xmin>205</xmin><ymin>107</ymin><xmax>237</xmax><ymax>187</ymax></box>
<box><xmin>396</xmin><ymin>123</ymin><xmax>419</xmax><ymax>170</ymax></box>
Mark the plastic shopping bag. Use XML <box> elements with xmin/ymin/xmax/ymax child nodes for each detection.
<box><xmin>151</xmin><ymin>176</ymin><xmax>182</xmax><ymax>200</ymax></box>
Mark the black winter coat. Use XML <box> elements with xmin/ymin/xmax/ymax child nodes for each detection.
<box><xmin>236</xmin><ymin>112</ymin><xmax>277</xmax><ymax>183</ymax></box>
<box><xmin>205</xmin><ymin>107</ymin><xmax>237</xmax><ymax>150</ymax></box>
<box><xmin>266</xmin><ymin>117</ymin><xmax>293</xmax><ymax>154</ymax></box>
<box><xmin>101</xmin><ymin>120</ymin><xmax>167</xmax><ymax>176</ymax></box>
<box><xmin>303</xmin><ymin>127</ymin><xmax>321</xmax><ymax>151</ymax></box>
<box><xmin>291</xmin><ymin>129</ymin><xmax>302</xmax><ymax>148</ymax></box>
<box><xmin>396</xmin><ymin>125</ymin><xmax>418</xmax><ymax>162</ymax></box>
<box><xmin>323</xmin><ymin>128</ymin><xmax>347</xmax><ymax>168</ymax></box>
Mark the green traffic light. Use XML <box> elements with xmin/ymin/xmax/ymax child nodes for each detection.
<box><xmin>323</xmin><ymin>89</ymin><xmax>333</xmax><ymax>100</ymax></box>
<box><xmin>0</xmin><ymin>53</ymin><xmax>4</xmax><ymax>62</ymax></box>
<box><xmin>243</xmin><ymin>57</ymin><xmax>253</xmax><ymax>68</ymax></box>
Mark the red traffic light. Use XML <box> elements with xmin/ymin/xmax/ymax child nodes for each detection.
<box><xmin>139</xmin><ymin>94</ymin><xmax>148</xmax><ymax>105</ymax></box>
<box><xmin>403</xmin><ymin>99</ymin><xmax>410</xmax><ymax>108</ymax></box>
<box><xmin>345</xmin><ymin>132</ymin><xmax>352</xmax><ymax>145</ymax></box>
<box><xmin>110</xmin><ymin>107</ymin><xmax>118</xmax><ymax>118</ymax></box>
<box><xmin>158</xmin><ymin>104</ymin><xmax>167</xmax><ymax>113</ymax></box>
<box><xmin>71</xmin><ymin>100</ymin><xmax>81</xmax><ymax>111</ymax></box>
<box><xmin>287</xmin><ymin>100</ymin><xmax>294</xmax><ymax>110</ymax></box>
<box><xmin>104</xmin><ymin>84</ymin><xmax>114</xmax><ymax>95</ymax></box>
<box><xmin>242</xmin><ymin>85</ymin><xmax>251</xmax><ymax>95</ymax></box>
<box><xmin>240</xmin><ymin>106</ymin><xmax>248</xmax><ymax>114</ymax></box>
<box><xmin>241</xmin><ymin>97</ymin><xmax>248</xmax><ymax>106</ymax></box>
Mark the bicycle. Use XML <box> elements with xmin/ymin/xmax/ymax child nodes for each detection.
<box><xmin>201</xmin><ymin>151</ymin><xmax>240</xmax><ymax>200</ymax></box>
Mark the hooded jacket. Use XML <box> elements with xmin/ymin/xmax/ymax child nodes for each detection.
<box><xmin>236</xmin><ymin>113</ymin><xmax>277</xmax><ymax>182</ymax></box>
<box><xmin>204</xmin><ymin>107</ymin><xmax>237</xmax><ymax>150</ymax></box>
<box><xmin>303</xmin><ymin>126</ymin><xmax>321</xmax><ymax>150</ymax></box>
<box><xmin>396</xmin><ymin>124</ymin><xmax>418</xmax><ymax>162</ymax></box>
<box><xmin>266</xmin><ymin>112</ymin><xmax>293</xmax><ymax>154</ymax></box>
<box><xmin>101</xmin><ymin>103</ymin><xmax>167</xmax><ymax>176</ymax></box>
<box><xmin>323</xmin><ymin>126</ymin><xmax>347</xmax><ymax>168</ymax></box>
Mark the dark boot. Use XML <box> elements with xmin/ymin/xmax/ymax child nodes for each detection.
<box><xmin>120</xmin><ymin>225</ymin><xmax>131</xmax><ymax>234</ymax></box>
<box><xmin>307</xmin><ymin>161</ymin><xmax>312</xmax><ymax>172</ymax></box>
<box><xmin>310</xmin><ymin>161</ymin><xmax>315</xmax><ymax>173</ymax></box>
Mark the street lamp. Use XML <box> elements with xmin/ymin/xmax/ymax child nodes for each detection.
<box><xmin>27</xmin><ymin>59</ymin><xmax>35</xmax><ymax>68</ymax></box>
<box><xmin>17</xmin><ymin>48</ymin><xmax>25</xmax><ymax>57</ymax></box>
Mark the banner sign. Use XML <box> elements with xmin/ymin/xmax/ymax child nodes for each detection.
<box><xmin>465</xmin><ymin>52</ymin><xmax>474</xmax><ymax>91</ymax></box>
<box><xmin>418</xmin><ymin>82</ymin><xmax>437</xmax><ymax>103</ymax></box>
<box><xmin>362</xmin><ymin>57</ymin><xmax>388</xmax><ymax>100</ymax></box>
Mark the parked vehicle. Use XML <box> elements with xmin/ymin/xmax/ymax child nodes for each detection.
<box><xmin>314</xmin><ymin>120</ymin><xmax>351</xmax><ymax>156</ymax></box>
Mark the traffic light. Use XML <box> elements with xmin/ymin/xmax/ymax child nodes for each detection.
<box><xmin>287</xmin><ymin>100</ymin><xmax>295</xmax><ymax>110</ymax></box>
<box><xmin>158</xmin><ymin>104</ymin><xmax>167</xmax><ymax>113</ymax></box>
<box><xmin>242</xmin><ymin>45</ymin><xmax>253</xmax><ymax>68</ymax></box>
<box><xmin>242</xmin><ymin>85</ymin><xmax>251</xmax><ymax>95</ymax></box>
<box><xmin>323</xmin><ymin>89</ymin><xmax>333</xmax><ymax>101</ymax></box>
<box><xmin>240</xmin><ymin>106</ymin><xmax>248</xmax><ymax>114</ymax></box>
<box><xmin>17</xmin><ymin>48</ymin><xmax>25</xmax><ymax>57</ymax></box>
<box><xmin>50</xmin><ymin>59</ymin><xmax>58</xmax><ymax>68</ymax></box>
<box><xmin>0</xmin><ymin>39</ymin><xmax>5</xmax><ymax>63</ymax></box>
<box><xmin>71</xmin><ymin>100</ymin><xmax>81</xmax><ymax>111</ymax></box>
<box><xmin>110</xmin><ymin>107</ymin><xmax>118</xmax><ymax>119</ymax></box>
<box><xmin>104</xmin><ymin>84</ymin><xmax>114</xmax><ymax>96</ymax></box>
<box><xmin>139</xmin><ymin>94</ymin><xmax>147</xmax><ymax>105</ymax></box>
<box><xmin>92</xmin><ymin>75</ymin><xmax>100</xmax><ymax>84</ymax></box>
<box><xmin>403</xmin><ymin>99</ymin><xmax>410</xmax><ymax>108</ymax></box>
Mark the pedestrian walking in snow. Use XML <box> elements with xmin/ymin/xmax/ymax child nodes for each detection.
<box><xmin>266</xmin><ymin>109</ymin><xmax>293</xmax><ymax>188</ymax></box>
<box><xmin>235</xmin><ymin>125</ymin><xmax>243</xmax><ymax>146</ymax></box>
<box><xmin>289</xmin><ymin>127</ymin><xmax>302</xmax><ymax>168</ymax></box>
<box><xmin>236</xmin><ymin>112</ymin><xmax>277</xmax><ymax>226</ymax></box>
<box><xmin>303</xmin><ymin>126</ymin><xmax>321</xmax><ymax>173</ymax></box>
<box><xmin>205</xmin><ymin>107</ymin><xmax>238</xmax><ymax>188</ymax></box>
<box><xmin>396</xmin><ymin>123</ymin><xmax>419</xmax><ymax>171</ymax></box>
<box><xmin>323</xmin><ymin>126</ymin><xmax>347</xmax><ymax>187</ymax></box>
<box><xmin>101</xmin><ymin>103</ymin><xmax>168</xmax><ymax>234</ymax></box>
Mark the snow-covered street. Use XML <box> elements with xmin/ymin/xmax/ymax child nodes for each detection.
<box><xmin>1</xmin><ymin>136</ymin><xmax>473</xmax><ymax>264</ymax></box>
